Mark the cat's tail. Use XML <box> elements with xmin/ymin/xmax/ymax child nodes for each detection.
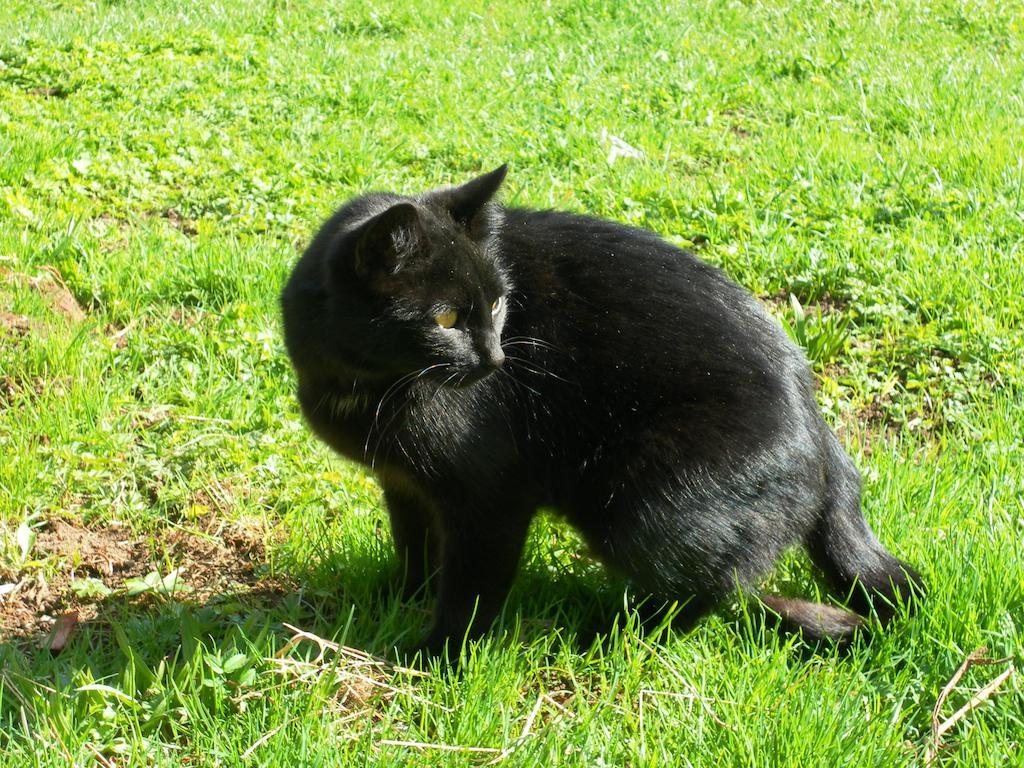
<box><xmin>760</xmin><ymin>434</ymin><xmax>923</xmax><ymax>643</ymax></box>
<box><xmin>794</xmin><ymin>434</ymin><xmax>924</xmax><ymax>642</ymax></box>
<box><xmin>758</xmin><ymin>595</ymin><xmax>864</xmax><ymax>642</ymax></box>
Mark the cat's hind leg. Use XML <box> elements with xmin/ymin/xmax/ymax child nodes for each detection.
<box><xmin>573</xmin><ymin>426</ymin><xmax>881</xmax><ymax>641</ymax></box>
<box><xmin>573</xmin><ymin>441</ymin><xmax>804</xmax><ymax>627</ymax></box>
<box><xmin>576</xmin><ymin>429</ymin><xmax>920</xmax><ymax>644</ymax></box>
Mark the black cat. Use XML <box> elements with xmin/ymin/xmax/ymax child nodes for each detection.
<box><xmin>280</xmin><ymin>165</ymin><xmax>921</xmax><ymax>654</ymax></box>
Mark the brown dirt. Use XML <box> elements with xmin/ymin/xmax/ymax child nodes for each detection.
<box><xmin>34</xmin><ymin>519</ymin><xmax>142</xmax><ymax>578</ymax></box>
<box><xmin>2</xmin><ymin>266</ymin><xmax>86</xmax><ymax>322</ymax></box>
<box><xmin>0</xmin><ymin>376</ymin><xmax>16</xmax><ymax>403</ymax></box>
<box><xmin>169</xmin><ymin>306</ymin><xmax>206</xmax><ymax>327</ymax></box>
<box><xmin>833</xmin><ymin>395</ymin><xmax>894</xmax><ymax>457</ymax></box>
<box><xmin>131</xmin><ymin>404</ymin><xmax>174</xmax><ymax>430</ymax></box>
<box><xmin>28</xmin><ymin>86</ymin><xmax>70</xmax><ymax>99</ymax></box>
<box><xmin>854</xmin><ymin>395</ymin><xmax>890</xmax><ymax>431</ymax></box>
<box><xmin>722</xmin><ymin>107</ymin><xmax>755</xmax><ymax>139</ymax></box>
<box><xmin>89</xmin><ymin>213</ymin><xmax>133</xmax><ymax>255</ymax></box>
<box><xmin>764</xmin><ymin>289</ymin><xmax>850</xmax><ymax>316</ymax></box>
<box><xmin>759</xmin><ymin>294</ymin><xmax>905</xmax><ymax>442</ymax></box>
<box><xmin>162</xmin><ymin>208</ymin><xmax>198</xmax><ymax>236</ymax></box>
<box><xmin>0</xmin><ymin>311</ymin><xmax>42</xmax><ymax>336</ymax></box>
<box><xmin>0</xmin><ymin>373</ymin><xmax>73</xmax><ymax>408</ymax></box>
<box><xmin>0</xmin><ymin>516</ymin><xmax>280</xmax><ymax>645</ymax></box>
<box><xmin>31</xmin><ymin>267</ymin><xmax>86</xmax><ymax>320</ymax></box>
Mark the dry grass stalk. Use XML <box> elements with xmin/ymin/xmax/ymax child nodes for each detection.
<box><xmin>379</xmin><ymin>739</ymin><xmax>500</xmax><ymax>754</ymax></box>
<box><xmin>542</xmin><ymin>692</ymin><xmax>577</xmax><ymax>718</ymax></box>
<box><xmin>85</xmin><ymin>743</ymin><xmax>116</xmax><ymax>768</ymax></box>
<box><xmin>484</xmin><ymin>693</ymin><xmax>546</xmax><ymax>765</ymax></box>
<box><xmin>636</xmin><ymin>638</ymin><xmax>738</xmax><ymax>728</ymax></box>
<box><xmin>240</xmin><ymin>722</ymin><xmax>288</xmax><ymax>761</ymax></box>
<box><xmin>267</xmin><ymin>624</ymin><xmax>450</xmax><ymax>716</ymax></box>
<box><xmin>925</xmin><ymin>646</ymin><xmax>1016</xmax><ymax>764</ymax></box>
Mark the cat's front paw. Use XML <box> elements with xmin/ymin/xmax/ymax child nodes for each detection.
<box><xmin>410</xmin><ymin>628</ymin><xmax>460</xmax><ymax>664</ymax></box>
<box><xmin>397</xmin><ymin>572</ymin><xmax>435</xmax><ymax>603</ymax></box>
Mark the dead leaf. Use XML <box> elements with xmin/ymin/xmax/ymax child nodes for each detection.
<box><xmin>45</xmin><ymin>610</ymin><xmax>79</xmax><ymax>654</ymax></box>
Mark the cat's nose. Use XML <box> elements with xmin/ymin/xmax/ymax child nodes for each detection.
<box><xmin>484</xmin><ymin>348</ymin><xmax>505</xmax><ymax>370</ymax></box>
<box><xmin>477</xmin><ymin>332</ymin><xmax>504</xmax><ymax>371</ymax></box>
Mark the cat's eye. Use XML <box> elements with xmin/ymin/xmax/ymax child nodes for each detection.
<box><xmin>491</xmin><ymin>296</ymin><xmax>504</xmax><ymax>315</ymax></box>
<box><xmin>435</xmin><ymin>309</ymin><xmax>458</xmax><ymax>329</ymax></box>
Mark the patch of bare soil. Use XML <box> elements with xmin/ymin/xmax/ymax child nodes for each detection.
<box><xmin>832</xmin><ymin>393</ymin><xmax>896</xmax><ymax>457</ymax></box>
<box><xmin>2</xmin><ymin>266</ymin><xmax>86</xmax><ymax>322</ymax></box>
<box><xmin>852</xmin><ymin>394</ymin><xmax>891</xmax><ymax>432</ymax></box>
<box><xmin>763</xmin><ymin>288</ymin><xmax>850</xmax><ymax>316</ymax></box>
<box><xmin>36</xmin><ymin>519</ymin><xmax>142</xmax><ymax>578</ymax></box>
<box><xmin>722</xmin><ymin>107</ymin><xmax>755</xmax><ymax>138</ymax></box>
<box><xmin>28</xmin><ymin>86</ymin><xmax>71</xmax><ymax>99</ymax></box>
<box><xmin>161</xmin><ymin>208</ymin><xmax>198</xmax><ymax>236</ymax></box>
<box><xmin>0</xmin><ymin>374</ymin><xmax>72</xmax><ymax>408</ymax></box>
<box><xmin>0</xmin><ymin>311</ymin><xmax>42</xmax><ymax>336</ymax></box>
<box><xmin>0</xmin><ymin>517</ymin><xmax>282</xmax><ymax>645</ymax></box>
<box><xmin>88</xmin><ymin>213</ymin><xmax>134</xmax><ymax>255</ymax></box>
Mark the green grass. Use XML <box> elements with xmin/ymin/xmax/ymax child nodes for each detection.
<box><xmin>1</xmin><ymin>0</ymin><xmax>1022</xmax><ymax>765</ymax></box>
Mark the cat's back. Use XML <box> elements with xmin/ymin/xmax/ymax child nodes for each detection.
<box><xmin>496</xmin><ymin>207</ymin><xmax>812</xmax><ymax>454</ymax></box>
<box><xmin>499</xmin><ymin>207</ymin><xmax>794</xmax><ymax>371</ymax></box>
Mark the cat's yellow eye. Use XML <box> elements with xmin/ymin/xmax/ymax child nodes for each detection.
<box><xmin>491</xmin><ymin>297</ymin><xmax>503</xmax><ymax>315</ymax></box>
<box><xmin>435</xmin><ymin>309</ymin><xmax>458</xmax><ymax>329</ymax></box>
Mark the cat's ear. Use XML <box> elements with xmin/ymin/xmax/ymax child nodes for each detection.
<box><xmin>441</xmin><ymin>164</ymin><xmax>508</xmax><ymax>228</ymax></box>
<box><xmin>352</xmin><ymin>202</ymin><xmax>424</xmax><ymax>280</ymax></box>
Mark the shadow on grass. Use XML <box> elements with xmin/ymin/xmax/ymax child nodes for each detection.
<box><xmin>0</xmin><ymin>543</ymin><xmax>643</xmax><ymax>691</ymax></box>
<box><xmin>2</xmin><ymin>527</ymin><xmax>887</xmax><ymax>754</ymax></box>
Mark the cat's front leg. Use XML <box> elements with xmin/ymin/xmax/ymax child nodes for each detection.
<box><xmin>382</xmin><ymin>483</ymin><xmax>440</xmax><ymax>600</ymax></box>
<box><xmin>420</xmin><ymin>504</ymin><xmax>533</xmax><ymax>657</ymax></box>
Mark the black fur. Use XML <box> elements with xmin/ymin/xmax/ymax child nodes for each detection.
<box><xmin>280</xmin><ymin>165</ymin><xmax>922</xmax><ymax>653</ymax></box>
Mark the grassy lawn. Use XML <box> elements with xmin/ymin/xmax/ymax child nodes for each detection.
<box><xmin>1</xmin><ymin>0</ymin><xmax>1022</xmax><ymax>764</ymax></box>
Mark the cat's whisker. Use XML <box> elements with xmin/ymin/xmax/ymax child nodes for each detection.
<box><xmin>365</xmin><ymin>363</ymin><xmax>451</xmax><ymax>464</ymax></box>
<box><xmin>503</xmin><ymin>335</ymin><xmax>554</xmax><ymax>347</ymax></box>
<box><xmin>374</xmin><ymin>368</ymin><xmax>429</xmax><ymax>422</ymax></box>
<box><xmin>503</xmin><ymin>335</ymin><xmax>566</xmax><ymax>353</ymax></box>
<box><xmin>380</xmin><ymin>363</ymin><xmax>448</xmax><ymax>419</ymax></box>
<box><xmin>504</xmin><ymin>354</ymin><xmax>576</xmax><ymax>386</ymax></box>
<box><xmin>364</xmin><ymin>371</ymin><xmax>420</xmax><ymax>457</ymax></box>
<box><xmin>503</xmin><ymin>355</ymin><xmax>551</xmax><ymax>377</ymax></box>
<box><xmin>432</xmin><ymin>371</ymin><xmax>462</xmax><ymax>402</ymax></box>
<box><xmin>368</xmin><ymin>392</ymin><xmax>415</xmax><ymax>470</ymax></box>
<box><xmin>497</xmin><ymin>366</ymin><xmax>544</xmax><ymax>399</ymax></box>
<box><xmin>368</xmin><ymin>387</ymin><xmax>421</xmax><ymax>469</ymax></box>
<box><xmin>415</xmin><ymin>370</ymin><xmax>462</xmax><ymax>417</ymax></box>
<box><xmin>505</xmin><ymin>294</ymin><xmax>527</xmax><ymax>314</ymax></box>
<box><xmin>369</xmin><ymin>365</ymin><xmax>461</xmax><ymax>468</ymax></box>
<box><xmin>311</xmin><ymin>389</ymin><xmax>333</xmax><ymax>418</ymax></box>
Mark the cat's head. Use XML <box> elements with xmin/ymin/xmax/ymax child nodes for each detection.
<box><xmin>285</xmin><ymin>165</ymin><xmax>511</xmax><ymax>387</ymax></box>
